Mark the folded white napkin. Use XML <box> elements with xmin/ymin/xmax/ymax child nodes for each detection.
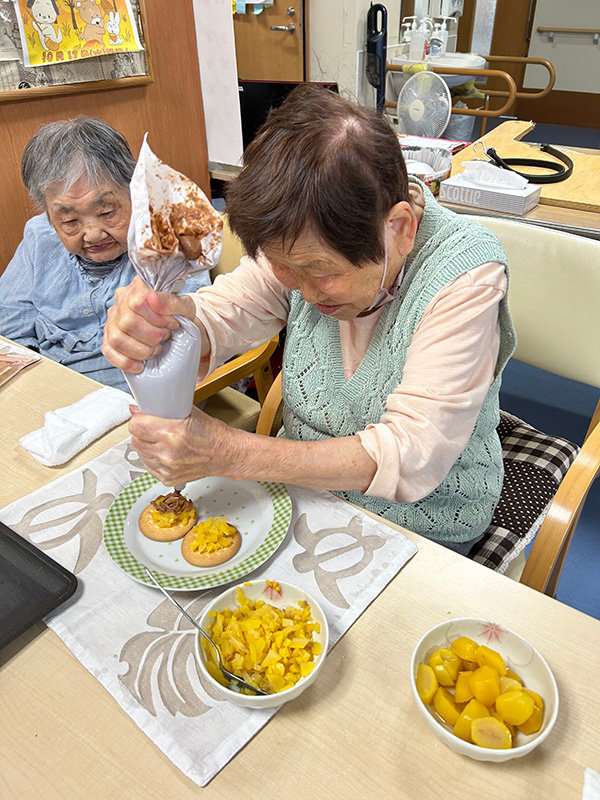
<box><xmin>583</xmin><ymin>769</ymin><xmax>600</xmax><ymax>800</ymax></box>
<box><xmin>19</xmin><ymin>386</ymin><xmax>132</xmax><ymax>467</ymax></box>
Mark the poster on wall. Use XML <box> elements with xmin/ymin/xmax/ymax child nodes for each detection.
<box><xmin>14</xmin><ymin>0</ymin><xmax>143</xmax><ymax>67</ymax></box>
<box><xmin>0</xmin><ymin>1</ymin><xmax>22</xmax><ymax>61</ymax></box>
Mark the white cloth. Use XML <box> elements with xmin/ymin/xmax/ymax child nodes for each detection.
<box><xmin>583</xmin><ymin>769</ymin><xmax>600</xmax><ymax>800</ymax></box>
<box><xmin>19</xmin><ymin>386</ymin><xmax>132</xmax><ymax>466</ymax></box>
<box><xmin>0</xmin><ymin>439</ymin><xmax>418</xmax><ymax>786</ymax></box>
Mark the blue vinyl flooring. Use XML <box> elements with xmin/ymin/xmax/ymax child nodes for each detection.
<box><xmin>478</xmin><ymin>118</ymin><xmax>600</xmax><ymax>149</ymax></box>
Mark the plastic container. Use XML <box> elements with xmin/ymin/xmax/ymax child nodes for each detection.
<box><xmin>429</xmin><ymin>24</ymin><xmax>443</xmax><ymax>57</ymax></box>
<box><xmin>409</xmin><ymin>20</ymin><xmax>429</xmax><ymax>61</ymax></box>
<box><xmin>439</xmin><ymin>17</ymin><xmax>450</xmax><ymax>55</ymax></box>
<box><xmin>401</xmin><ymin>16</ymin><xmax>417</xmax><ymax>42</ymax></box>
<box><xmin>402</xmin><ymin>145</ymin><xmax>453</xmax><ymax>195</ymax></box>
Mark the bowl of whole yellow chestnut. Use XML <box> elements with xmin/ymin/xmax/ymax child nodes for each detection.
<box><xmin>410</xmin><ymin>618</ymin><xmax>559</xmax><ymax>761</ymax></box>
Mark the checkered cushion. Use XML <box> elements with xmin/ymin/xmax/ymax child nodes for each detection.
<box><xmin>469</xmin><ymin>411</ymin><xmax>579</xmax><ymax>573</ymax></box>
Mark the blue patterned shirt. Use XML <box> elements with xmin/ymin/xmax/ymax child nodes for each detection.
<box><xmin>0</xmin><ymin>214</ymin><xmax>210</xmax><ymax>393</ymax></box>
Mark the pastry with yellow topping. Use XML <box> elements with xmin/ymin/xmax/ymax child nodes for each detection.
<box><xmin>181</xmin><ymin>516</ymin><xmax>241</xmax><ymax>567</ymax></box>
<box><xmin>139</xmin><ymin>491</ymin><xmax>197</xmax><ymax>541</ymax></box>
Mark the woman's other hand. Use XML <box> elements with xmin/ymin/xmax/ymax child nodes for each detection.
<box><xmin>102</xmin><ymin>276</ymin><xmax>197</xmax><ymax>373</ymax></box>
<box><xmin>129</xmin><ymin>405</ymin><xmax>237</xmax><ymax>486</ymax></box>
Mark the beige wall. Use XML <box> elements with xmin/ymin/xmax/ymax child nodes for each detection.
<box><xmin>524</xmin><ymin>0</ymin><xmax>600</xmax><ymax>93</ymax></box>
<box><xmin>309</xmin><ymin>0</ymin><xmax>402</xmax><ymax>105</ymax></box>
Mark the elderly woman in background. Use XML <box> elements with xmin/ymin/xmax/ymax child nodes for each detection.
<box><xmin>103</xmin><ymin>85</ymin><xmax>516</xmax><ymax>555</ymax></box>
<box><xmin>0</xmin><ymin>117</ymin><xmax>208</xmax><ymax>392</ymax></box>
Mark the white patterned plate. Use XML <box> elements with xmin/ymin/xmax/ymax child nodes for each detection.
<box><xmin>103</xmin><ymin>473</ymin><xmax>292</xmax><ymax>590</ymax></box>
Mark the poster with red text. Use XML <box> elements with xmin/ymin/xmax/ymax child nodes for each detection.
<box><xmin>15</xmin><ymin>0</ymin><xmax>142</xmax><ymax>68</ymax></box>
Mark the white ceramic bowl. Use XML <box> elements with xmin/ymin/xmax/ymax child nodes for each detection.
<box><xmin>196</xmin><ymin>579</ymin><xmax>329</xmax><ymax>709</ymax></box>
<box><xmin>410</xmin><ymin>618</ymin><xmax>559</xmax><ymax>761</ymax></box>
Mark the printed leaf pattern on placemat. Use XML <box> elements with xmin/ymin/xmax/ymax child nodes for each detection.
<box><xmin>292</xmin><ymin>514</ymin><xmax>387</xmax><ymax>608</ymax></box>
<box><xmin>119</xmin><ymin>595</ymin><xmax>219</xmax><ymax>717</ymax></box>
<box><xmin>9</xmin><ymin>442</ymin><xmax>144</xmax><ymax>574</ymax></box>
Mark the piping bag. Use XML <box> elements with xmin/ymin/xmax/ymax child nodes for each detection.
<box><xmin>124</xmin><ymin>135</ymin><xmax>223</xmax><ymax>488</ymax></box>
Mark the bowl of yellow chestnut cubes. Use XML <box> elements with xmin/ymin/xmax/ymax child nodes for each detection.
<box><xmin>196</xmin><ymin>579</ymin><xmax>329</xmax><ymax>708</ymax></box>
<box><xmin>410</xmin><ymin>618</ymin><xmax>559</xmax><ymax>761</ymax></box>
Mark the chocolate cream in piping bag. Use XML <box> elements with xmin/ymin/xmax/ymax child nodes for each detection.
<box><xmin>124</xmin><ymin>134</ymin><xmax>223</xmax><ymax>419</ymax></box>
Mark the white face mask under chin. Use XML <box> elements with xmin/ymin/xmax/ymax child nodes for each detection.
<box><xmin>361</xmin><ymin>229</ymin><xmax>399</xmax><ymax>315</ymax></box>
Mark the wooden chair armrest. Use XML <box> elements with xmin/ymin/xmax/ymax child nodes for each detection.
<box><xmin>193</xmin><ymin>335</ymin><xmax>278</xmax><ymax>405</ymax></box>
<box><xmin>256</xmin><ymin>370</ymin><xmax>283</xmax><ymax>436</ymax></box>
<box><xmin>520</xmin><ymin>422</ymin><xmax>600</xmax><ymax>595</ymax></box>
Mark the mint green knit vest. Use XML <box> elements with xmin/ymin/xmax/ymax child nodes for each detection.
<box><xmin>281</xmin><ymin>185</ymin><xmax>517</xmax><ymax>544</ymax></box>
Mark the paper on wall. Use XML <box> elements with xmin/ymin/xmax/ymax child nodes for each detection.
<box><xmin>14</xmin><ymin>0</ymin><xmax>143</xmax><ymax>68</ymax></box>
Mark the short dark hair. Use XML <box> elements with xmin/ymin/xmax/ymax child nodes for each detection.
<box><xmin>21</xmin><ymin>116</ymin><xmax>136</xmax><ymax>209</ymax></box>
<box><xmin>225</xmin><ymin>84</ymin><xmax>409</xmax><ymax>266</ymax></box>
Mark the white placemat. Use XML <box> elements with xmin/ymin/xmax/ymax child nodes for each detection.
<box><xmin>1</xmin><ymin>439</ymin><xmax>418</xmax><ymax>786</ymax></box>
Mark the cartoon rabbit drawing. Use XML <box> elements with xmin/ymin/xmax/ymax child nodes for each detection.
<box><xmin>106</xmin><ymin>10</ymin><xmax>122</xmax><ymax>45</ymax></box>
<box><xmin>27</xmin><ymin>0</ymin><xmax>63</xmax><ymax>52</ymax></box>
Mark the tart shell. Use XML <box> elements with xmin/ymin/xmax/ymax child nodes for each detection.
<box><xmin>181</xmin><ymin>526</ymin><xmax>242</xmax><ymax>567</ymax></box>
<box><xmin>139</xmin><ymin>505</ymin><xmax>196</xmax><ymax>542</ymax></box>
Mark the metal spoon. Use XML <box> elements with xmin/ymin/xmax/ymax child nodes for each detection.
<box><xmin>143</xmin><ymin>568</ymin><xmax>268</xmax><ymax>696</ymax></box>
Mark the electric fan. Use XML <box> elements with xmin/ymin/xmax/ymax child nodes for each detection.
<box><xmin>396</xmin><ymin>71</ymin><xmax>452</xmax><ymax>138</ymax></box>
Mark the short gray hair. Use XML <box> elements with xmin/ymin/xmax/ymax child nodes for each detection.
<box><xmin>21</xmin><ymin>116</ymin><xmax>137</xmax><ymax>208</ymax></box>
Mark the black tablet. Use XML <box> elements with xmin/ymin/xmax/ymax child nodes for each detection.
<box><xmin>0</xmin><ymin>519</ymin><xmax>78</xmax><ymax>649</ymax></box>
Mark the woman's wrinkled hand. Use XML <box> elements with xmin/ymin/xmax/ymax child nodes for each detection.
<box><xmin>129</xmin><ymin>405</ymin><xmax>241</xmax><ymax>485</ymax></box>
<box><xmin>102</xmin><ymin>276</ymin><xmax>197</xmax><ymax>374</ymax></box>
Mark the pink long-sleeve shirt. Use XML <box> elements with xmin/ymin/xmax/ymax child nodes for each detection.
<box><xmin>190</xmin><ymin>257</ymin><xmax>506</xmax><ymax>504</ymax></box>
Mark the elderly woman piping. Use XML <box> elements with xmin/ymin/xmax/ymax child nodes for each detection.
<box><xmin>0</xmin><ymin>116</ymin><xmax>208</xmax><ymax>392</ymax></box>
<box><xmin>102</xmin><ymin>86</ymin><xmax>516</xmax><ymax>554</ymax></box>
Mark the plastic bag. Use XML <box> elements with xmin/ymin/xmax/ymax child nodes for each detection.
<box><xmin>442</xmin><ymin>102</ymin><xmax>476</xmax><ymax>142</ymax></box>
<box><xmin>461</xmin><ymin>160</ymin><xmax>529</xmax><ymax>190</ymax></box>
<box><xmin>124</xmin><ymin>135</ymin><xmax>223</xmax><ymax>419</ymax></box>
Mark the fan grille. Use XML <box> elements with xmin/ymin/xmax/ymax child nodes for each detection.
<box><xmin>396</xmin><ymin>72</ymin><xmax>452</xmax><ymax>138</ymax></box>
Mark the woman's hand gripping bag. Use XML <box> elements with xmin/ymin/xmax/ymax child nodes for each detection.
<box><xmin>125</xmin><ymin>135</ymin><xmax>222</xmax><ymax>418</ymax></box>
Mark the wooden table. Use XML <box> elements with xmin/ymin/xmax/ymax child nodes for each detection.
<box><xmin>2</xmin><ymin>351</ymin><xmax>600</xmax><ymax>799</ymax></box>
<box><xmin>441</xmin><ymin>120</ymin><xmax>600</xmax><ymax>241</ymax></box>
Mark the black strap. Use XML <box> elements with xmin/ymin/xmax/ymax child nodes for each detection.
<box><xmin>485</xmin><ymin>144</ymin><xmax>574</xmax><ymax>184</ymax></box>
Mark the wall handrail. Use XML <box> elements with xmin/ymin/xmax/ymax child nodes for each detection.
<box><xmin>385</xmin><ymin>53</ymin><xmax>555</xmax><ymax>120</ymax></box>
<box><xmin>537</xmin><ymin>26</ymin><xmax>600</xmax><ymax>45</ymax></box>
<box><xmin>484</xmin><ymin>54</ymin><xmax>556</xmax><ymax>100</ymax></box>
<box><xmin>386</xmin><ymin>63</ymin><xmax>517</xmax><ymax>117</ymax></box>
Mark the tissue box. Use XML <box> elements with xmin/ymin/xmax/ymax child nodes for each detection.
<box><xmin>439</xmin><ymin>173</ymin><xmax>541</xmax><ymax>215</ymax></box>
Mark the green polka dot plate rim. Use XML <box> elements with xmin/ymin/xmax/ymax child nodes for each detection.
<box><xmin>103</xmin><ymin>473</ymin><xmax>292</xmax><ymax>590</ymax></box>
